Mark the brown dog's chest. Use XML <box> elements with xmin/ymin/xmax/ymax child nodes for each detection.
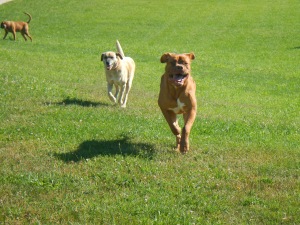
<box><xmin>161</xmin><ymin>88</ymin><xmax>191</xmax><ymax>114</ymax></box>
<box><xmin>168</xmin><ymin>98</ymin><xmax>186</xmax><ymax>114</ymax></box>
<box><xmin>159</xmin><ymin>76</ymin><xmax>196</xmax><ymax>115</ymax></box>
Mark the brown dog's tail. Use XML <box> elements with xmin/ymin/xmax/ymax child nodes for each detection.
<box><xmin>116</xmin><ymin>40</ymin><xmax>125</xmax><ymax>58</ymax></box>
<box><xmin>24</xmin><ymin>12</ymin><xmax>32</xmax><ymax>24</ymax></box>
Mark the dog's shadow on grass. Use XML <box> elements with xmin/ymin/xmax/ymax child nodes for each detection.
<box><xmin>54</xmin><ymin>136</ymin><xmax>155</xmax><ymax>163</ymax></box>
<box><xmin>54</xmin><ymin>97</ymin><xmax>109</xmax><ymax>107</ymax></box>
<box><xmin>291</xmin><ymin>46</ymin><xmax>300</xmax><ymax>50</ymax></box>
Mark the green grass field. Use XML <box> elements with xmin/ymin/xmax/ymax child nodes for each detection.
<box><xmin>1</xmin><ymin>0</ymin><xmax>299</xmax><ymax>224</ymax></box>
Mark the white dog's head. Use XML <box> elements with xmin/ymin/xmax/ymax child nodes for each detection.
<box><xmin>101</xmin><ymin>52</ymin><xmax>123</xmax><ymax>70</ymax></box>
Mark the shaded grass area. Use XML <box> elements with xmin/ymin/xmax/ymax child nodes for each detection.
<box><xmin>54</xmin><ymin>136</ymin><xmax>156</xmax><ymax>162</ymax></box>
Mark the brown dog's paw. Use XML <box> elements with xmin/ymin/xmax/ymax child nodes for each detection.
<box><xmin>180</xmin><ymin>149</ymin><xmax>188</xmax><ymax>154</ymax></box>
<box><xmin>174</xmin><ymin>146</ymin><xmax>187</xmax><ymax>154</ymax></box>
<box><xmin>173</xmin><ymin>147</ymin><xmax>180</xmax><ymax>153</ymax></box>
<box><xmin>179</xmin><ymin>143</ymin><xmax>189</xmax><ymax>154</ymax></box>
<box><xmin>176</xmin><ymin>134</ymin><xmax>181</xmax><ymax>145</ymax></box>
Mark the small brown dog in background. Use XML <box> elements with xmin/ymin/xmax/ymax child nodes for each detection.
<box><xmin>1</xmin><ymin>12</ymin><xmax>32</xmax><ymax>41</ymax></box>
<box><xmin>158</xmin><ymin>52</ymin><xmax>197</xmax><ymax>154</ymax></box>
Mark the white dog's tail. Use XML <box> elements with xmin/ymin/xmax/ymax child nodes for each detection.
<box><xmin>116</xmin><ymin>40</ymin><xmax>125</xmax><ymax>58</ymax></box>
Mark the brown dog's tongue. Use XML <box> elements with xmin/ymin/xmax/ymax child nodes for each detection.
<box><xmin>169</xmin><ymin>74</ymin><xmax>187</xmax><ymax>86</ymax></box>
<box><xmin>170</xmin><ymin>74</ymin><xmax>186</xmax><ymax>81</ymax></box>
<box><xmin>174</xmin><ymin>74</ymin><xmax>185</xmax><ymax>80</ymax></box>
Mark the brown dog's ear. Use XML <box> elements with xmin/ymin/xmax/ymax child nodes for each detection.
<box><xmin>160</xmin><ymin>53</ymin><xmax>172</xmax><ymax>63</ymax></box>
<box><xmin>116</xmin><ymin>52</ymin><xmax>123</xmax><ymax>60</ymax></box>
<box><xmin>100</xmin><ymin>53</ymin><xmax>104</xmax><ymax>61</ymax></box>
<box><xmin>186</xmin><ymin>52</ymin><xmax>195</xmax><ymax>60</ymax></box>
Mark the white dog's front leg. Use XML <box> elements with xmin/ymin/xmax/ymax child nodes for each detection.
<box><xmin>114</xmin><ymin>84</ymin><xmax>120</xmax><ymax>100</ymax></box>
<box><xmin>107</xmin><ymin>82</ymin><xmax>117</xmax><ymax>103</ymax></box>
<box><xmin>121</xmin><ymin>78</ymin><xmax>133</xmax><ymax>108</ymax></box>
<box><xmin>118</xmin><ymin>84</ymin><xmax>126</xmax><ymax>107</ymax></box>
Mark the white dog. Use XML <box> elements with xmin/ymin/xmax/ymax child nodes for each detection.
<box><xmin>101</xmin><ymin>40</ymin><xmax>135</xmax><ymax>108</ymax></box>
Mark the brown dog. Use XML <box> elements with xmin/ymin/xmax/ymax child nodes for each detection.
<box><xmin>1</xmin><ymin>12</ymin><xmax>32</xmax><ymax>41</ymax></box>
<box><xmin>158</xmin><ymin>53</ymin><xmax>197</xmax><ymax>154</ymax></box>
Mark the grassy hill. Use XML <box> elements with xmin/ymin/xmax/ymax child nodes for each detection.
<box><xmin>0</xmin><ymin>0</ymin><xmax>299</xmax><ymax>224</ymax></box>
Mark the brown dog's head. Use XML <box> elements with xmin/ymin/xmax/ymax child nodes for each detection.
<box><xmin>161</xmin><ymin>53</ymin><xmax>195</xmax><ymax>87</ymax></box>
<box><xmin>101</xmin><ymin>51</ymin><xmax>123</xmax><ymax>70</ymax></box>
<box><xmin>0</xmin><ymin>22</ymin><xmax>7</xmax><ymax>29</ymax></box>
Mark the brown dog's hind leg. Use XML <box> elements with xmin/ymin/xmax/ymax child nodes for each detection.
<box><xmin>12</xmin><ymin>31</ymin><xmax>16</xmax><ymax>40</ymax></box>
<box><xmin>21</xmin><ymin>33</ymin><xmax>27</xmax><ymax>41</ymax></box>
<box><xmin>25</xmin><ymin>31</ymin><xmax>32</xmax><ymax>41</ymax></box>
<box><xmin>21</xmin><ymin>31</ymin><xmax>32</xmax><ymax>41</ymax></box>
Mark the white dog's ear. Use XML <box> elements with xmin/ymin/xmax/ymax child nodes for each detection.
<box><xmin>160</xmin><ymin>53</ymin><xmax>172</xmax><ymax>63</ymax></box>
<box><xmin>116</xmin><ymin>52</ymin><xmax>123</xmax><ymax>60</ymax></box>
<box><xmin>101</xmin><ymin>53</ymin><xmax>104</xmax><ymax>61</ymax></box>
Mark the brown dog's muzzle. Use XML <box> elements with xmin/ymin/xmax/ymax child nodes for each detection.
<box><xmin>176</xmin><ymin>64</ymin><xmax>184</xmax><ymax>70</ymax></box>
<box><xmin>169</xmin><ymin>62</ymin><xmax>190</xmax><ymax>76</ymax></box>
<box><xmin>168</xmin><ymin>74</ymin><xmax>188</xmax><ymax>86</ymax></box>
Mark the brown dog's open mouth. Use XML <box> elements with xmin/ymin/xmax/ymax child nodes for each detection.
<box><xmin>168</xmin><ymin>74</ymin><xmax>187</xmax><ymax>86</ymax></box>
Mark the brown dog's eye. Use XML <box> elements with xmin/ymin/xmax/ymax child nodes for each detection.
<box><xmin>178</xmin><ymin>60</ymin><xmax>188</xmax><ymax>65</ymax></box>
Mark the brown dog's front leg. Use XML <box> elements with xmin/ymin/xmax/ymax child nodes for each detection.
<box><xmin>3</xmin><ymin>30</ymin><xmax>8</xmax><ymax>39</ymax></box>
<box><xmin>160</xmin><ymin>108</ymin><xmax>182</xmax><ymax>150</ymax></box>
<box><xmin>181</xmin><ymin>110</ymin><xmax>196</xmax><ymax>153</ymax></box>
